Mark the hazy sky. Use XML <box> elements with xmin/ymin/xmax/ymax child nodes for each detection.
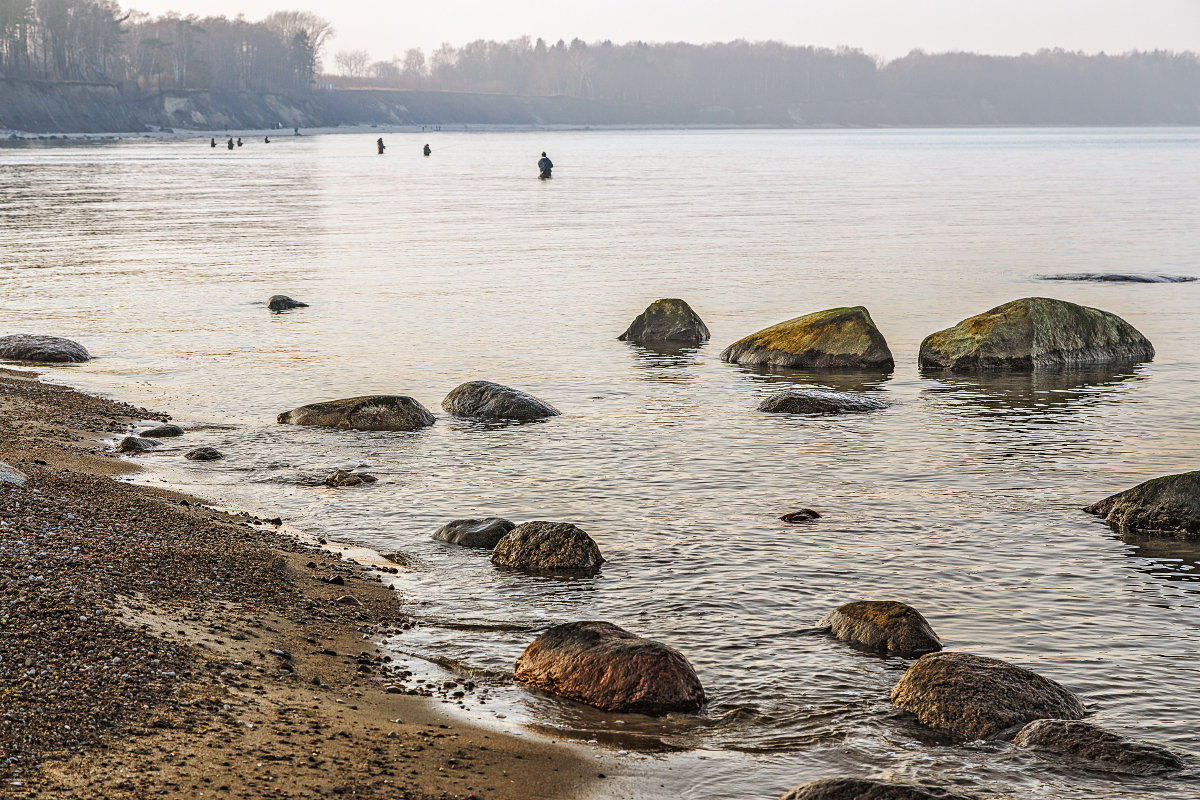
<box><xmin>125</xmin><ymin>0</ymin><xmax>1200</xmax><ymax>65</ymax></box>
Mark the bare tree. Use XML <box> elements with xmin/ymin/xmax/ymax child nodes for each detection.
<box><xmin>334</xmin><ymin>47</ymin><xmax>370</xmax><ymax>79</ymax></box>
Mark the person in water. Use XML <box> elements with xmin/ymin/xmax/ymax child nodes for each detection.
<box><xmin>377</xmin><ymin>138</ymin><xmax>386</xmax><ymax>155</ymax></box>
<box><xmin>423</xmin><ymin>144</ymin><xmax>431</xmax><ymax>156</ymax></box>
<box><xmin>537</xmin><ymin>151</ymin><xmax>553</xmax><ymax>179</ymax></box>
<box><xmin>236</xmin><ymin>137</ymin><xmax>243</xmax><ymax>147</ymax></box>
<box><xmin>264</xmin><ymin>136</ymin><xmax>271</xmax><ymax>143</ymax></box>
<box><xmin>227</xmin><ymin>137</ymin><xmax>234</xmax><ymax>150</ymax></box>
<box><xmin>210</xmin><ymin>138</ymin><xmax>216</xmax><ymax>148</ymax></box>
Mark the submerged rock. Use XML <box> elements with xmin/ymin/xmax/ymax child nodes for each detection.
<box><xmin>720</xmin><ymin>307</ymin><xmax>894</xmax><ymax>371</ymax></box>
<box><xmin>1038</xmin><ymin>273</ymin><xmax>1196</xmax><ymax>284</ymax></box>
<box><xmin>490</xmin><ymin>521</ymin><xmax>604</xmax><ymax>573</ymax></box>
<box><xmin>514</xmin><ymin>621</ymin><xmax>704</xmax><ymax>715</ymax></box>
<box><xmin>116</xmin><ymin>435</ymin><xmax>160</xmax><ymax>453</ymax></box>
<box><xmin>918</xmin><ymin>298</ymin><xmax>1154</xmax><ymax>372</ymax></box>
<box><xmin>324</xmin><ymin>469</ymin><xmax>378</xmax><ymax>488</ymax></box>
<box><xmin>780</xmin><ymin>509</ymin><xmax>821</xmax><ymax>523</ymax></box>
<box><xmin>817</xmin><ymin>601</ymin><xmax>942</xmax><ymax>657</ymax></box>
<box><xmin>185</xmin><ymin>446</ymin><xmax>224</xmax><ymax>461</ymax></box>
<box><xmin>0</xmin><ymin>461</ymin><xmax>27</xmax><ymax>487</ymax></box>
<box><xmin>890</xmin><ymin>652</ymin><xmax>1084</xmax><ymax>740</ymax></box>
<box><xmin>758</xmin><ymin>389</ymin><xmax>888</xmax><ymax>414</ymax></box>
<box><xmin>267</xmin><ymin>294</ymin><xmax>308</xmax><ymax>311</ymax></box>
<box><xmin>618</xmin><ymin>298</ymin><xmax>710</xmax><ymax>345</ymax></box>
<box><xmin>434</xmin><ymin>517</ymin><xmax>517</xmax><ymax>548</ymax></box>
<box><xmin>778</xmin><ymin>778</ymin><xmax>974</xmax><ymax>800</ymax></box>
<box><xmin>441</xmin><ymin>381</ymin><xmax>559</xmax><ymax>421</ymax></box>
<box><xmin>1013</xmin><ymin>719</ymin><xmax>1184</xmax><ymax>775</ymax></box>
<box><xmin>1085</xmin><ymin>471</ymin><xmax>1200</xmax><ymax>538</ymax></box>
<box><xmin>0</xmin><ymin>334</ymin><xmax>90</xmax><ymax>363</ymax></box>
<box><xmin>278</xmin><ymin>395</ymin><xmax>436</xmax><ymax>432</ymax></box>
<box><xmin>140</xmin><ymin>423</ymin><xmax>184</xmax><ymax>438</ymax></box>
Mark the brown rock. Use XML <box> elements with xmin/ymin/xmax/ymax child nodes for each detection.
<box><xmin>490</xmin><ymin>521</ymin><xmax>604</xmax><ymax>573</ymax></box>
<box><xmin>278</xmin><ymin>395</ymin><xmax>435</xmax><ymax>432</ymax></box>
<box><xmin>721</xmin><ymin>306</ymin><xmax>894</xmax><ymax>370</ymax></box>
<box><xmin>1013</xmin><ymin>719</ymin><xmax>1184</xmax><ymax>775</ymax></box>
<box><xmin>778</xmin><ymin>778</ymin><xmax>974</xmax><ymax>800</ymax></box>
<box><xmin>1085</xmin><ymin>471</ymin><xmax>1200</xmax><ymax>538</ymax></box>
<box><xmin>817</xmin><ymin>601</ymin><xmax>941</xmax><ymax>657</ymax></box>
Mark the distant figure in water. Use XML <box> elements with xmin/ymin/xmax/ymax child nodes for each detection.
<box><xmin>264</xmin><ymin>136</ymin><xmax>271</xmax><ymax>143</ymax></box>
<box><xmin>227</xmin><ymin>137</ymin><xmax>234</xmax><ymax>150</ymax></box>
<box><xmin>377</xmin><ymin>138</ymin><xmax>386</xmax><ymax>155</ymax></box>
<box><xmin>423</xmin><ymin>143</ymin><xmax>431</xmax><ymax>156</ymax></box>
<box><xmin>210</xmin><ymin>138</ymin><xmax>216</xmax><ymax>148</ymax></box>
<box><xmin>294</xmin><ymin>127</ymin><xmax>300</xmax><ymax>135</ymax></box>
<box><xmin>537</xmin><ymin>151</ymin><xmax>553</xmax><ymax>179</ymax></box>
<box><xmin>236</xmin><ymin>137</ymin><xmax>243</xmax><ymax>147</ymax></box>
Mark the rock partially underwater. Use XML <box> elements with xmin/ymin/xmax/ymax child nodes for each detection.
<box><xmin>490</xmin><ymin>521</ymin><xmax>604</xmax><ymax>573</ymax></box>
<box><xmin>278</xmin><ymin>396</ymin><xmax>436</xmax><ymax>432</ymax></box>
<box><xmin>817</xmin><ymin>601</ymin><xmax>942</xmax><ymax>657</ymax></box>
<box><xmin>1013</xmin><ymin>719</ymin><xmax>1184</xmax><ymax>775</ymax></box>
<box><xmin>0</xmin><ymin>334</ymin><xmax>90</xmax><ymax>363</ymax></box>
<box><xmin>116</xmin><ymin>435</ymin><xmax>160</xmax><ymax>453</ymax></box>
<box><xmin>1038</xmin><ymin>273</ymin><xmax>1196</xmax><ymax>284</ymax></box>
<box><xmin>778</xmin><ymin>778</ymin><xmax>975</xmax><ymax>800</ymax></box>
<box><xmin>139</xmin><ymin>423</ymin><xmax>184</xmax><ymax>438</ymax></box>
<box><xmin>721</xmin><ymin>307</ymin><xmax>894</xmax><ymax>371</ymax></box>
<box><xmin>434</xmin><ymin>517</ymin><xmax>517</xmax><ymax>548</ymax></box>
<box><xmin>1085</xmin><ymin>471</ymin><xmax>1200</xmax><ymax>538</ymax></box>
<box><xmin>324</xmin><ymin>469</ymin><xmax>378</xmax><ymax>488</ymax></box>
<box><xmin>758</xmin><ymin>389</ymin><xmax>888</xmax><ymax>414</ymax></box>
<box><xmin>267</xmin><ymin>295</ymin><xmax>308</xmax><ymax>311</ymax></box>
<box><xmin>618</xmin><ymin>298</ymin><xmax>710</xmax><ymax>345</ymax></box>
<box><xmin>441</xmin><ymin>381</ymin><xmax>559</xmax><ymax>421</ymax></box>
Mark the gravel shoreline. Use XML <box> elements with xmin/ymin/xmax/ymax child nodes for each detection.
<box><xmin>0</xmin><ymin>368</ymin><xmax>595</xmax><ymax>799</ymax></box>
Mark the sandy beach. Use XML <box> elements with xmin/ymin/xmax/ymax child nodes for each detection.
<box><xmin>0</xmin><ymin>367</ymin><xmax>597</xmax><ymax>799</ymax></box>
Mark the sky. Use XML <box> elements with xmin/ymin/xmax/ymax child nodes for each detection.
<box><xmin>122</xmin><ymin>0</ymin><xmax>1200</xmax><ymax>66</ymax></box>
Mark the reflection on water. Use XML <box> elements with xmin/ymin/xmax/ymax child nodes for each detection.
<box><xmin>3</xmin><ymin>129</ymin><xmax>1200</xmax><ymax>799</ymax></box>
<box><xmin>729</xmin><ymin>363</ymin><xmax>895</xmax><ymax>393</ymax></box>
<box><xmin>1116</xmin><ymin>533</ymin><xmax>1200</xmax><ymax>592</ymax></box>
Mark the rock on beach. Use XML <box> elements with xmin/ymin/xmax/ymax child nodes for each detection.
<box><xmin>618</xmin><ymin>298</ymin><xmax>710</xmax><ymax>345</ymax></box>
<box><xmin>0</xmin><ymin>461</ymin><xmax>27</xmax><ymax>486</ymax></box>
<box><xmin>514</xmin><ymin>621</ymin><xmax>705</xmax><ymax>715</ymax></box>
<box><xmin>1085</xmin><ymin>471</ymin><xmax>1200</xmax><ymax>538</ymax></box>
<box><xmin>778</xmin><ymin>778</ymin><xmax>975</xmax><ymax>800</ymax></box>
<box><xmin>267</xmin><ymin>294</ymin><xmax>308</xmax><ymax>311</ymax></box>
<box><xmin>721</xmin><ymin>306</ymin><xmax>894</xmax><ymax>371</ymax></box>
<box><xmin>817</xmin><ymin>601</ymin><xmax>941</xmax><ymax>657</ymax></box>
<box><xmin>1012</xmin><ymin>719</ymin><xmax>1184</xmax><ymax>775</ymax></box>
<box><xmin>441</xmin><ymin>381</ymin><xmax>559</xmax><ymax>421</ymax></box>
<box><xmin>918</xmin><ymin>297</ymin><xmax>1154</xmax><ymax>372</ymax></box>
<box><xmin>0</xmin><ymin>334</ymin><xmax>90</xmax><ymax>363</ymax></box>
<box><xmin>758</xmin><ymin>389</ymin><xmax>888</xmax><ymax>414</ymax></box>
<box><xmin>890</xmin><ymin>652</ymin><xmax>1084</xmax><ymax>740</ymax></box>
<box><xmin>185</xmin><ymin>446</ymin><xmax>224</xmax><ymax>461</ymax></box>
<box><xmin>278</xmin><ymin>395</ymin><xmax>436</xmax><ymax>432</ymax></box>
<box><xmin>490</xmin><ymin>521</ymin><xmax>604</xmax><ymax>573</ymax></box>
<box><xmin>116</xmin><ymin>435</ymin><xmax>160</xmax><ymax>453</ymax></box>
<box><xmin>433</xmin><ymin>517</ymin><xmax>517</xmax><ymax>548</ymax></box>
<box><xmin>139</xmin><ymin>423</ymin><xmax>184</xmax><ymax>438</ymax></box>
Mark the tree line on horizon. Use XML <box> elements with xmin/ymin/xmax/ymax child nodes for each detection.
<box><xmin>1</xmin><ymin>1</ymin><xmax>1198</xmax><ymax>123</ymax></box>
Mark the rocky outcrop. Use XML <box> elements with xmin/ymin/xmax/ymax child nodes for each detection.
<box><xmin>778</xmin><ymin>778</ymin><xmax>973</xmax><ymax>800</ymax></box>
<box><xmin>116</xmin><ymin>435</ymin><xmax>159</xmax><ymax>453</ymax></box>
<box><xmin>891</xmin><ymin>652</ymin><xmax>1084</xmax><ymax>740</ymax></box>
<box><xmin>490</xmin><ymin>521</ymin><xmax>604</xmax><ymax>573</ymax></box>
<box><xmin>441</xmin><ymin>382</ymin><xmax>559</xmax><ymax>421</ymax></box>
<box><xmin>434</xmin><ymin>517</ymin><xmax>517</xmax><ymax>548</ymax></box>
<box><xmin>140</xmin><ymin>423</ymin><xmax>184</xmax><ymax>438</ymax></box>
<box><xmin>780</xmin><ymin>509</ymin><xmax>821</xmax><ymax>523</ymax></box>
<box><xmin>278</xmin><ymin>396</ymin><xmax>436</xmax><ymax>432</ymax></box>
<box><xmin>1085</xmin><ymin>471</ymin><xmax>1200</xmax><ymax>537</ymax></box>
<box><xmin>267</xmin><ymin>295</ymin><xmax>308</xmax><ymax>311</ymax></box>
<box><xmin>618</xmin><ymin>298</ymin><xmax>710</xmax><ymax>345</ymax></box>
<box><xmin>513</xmin><ymin>621</ymin><xmax>704</xmax><ymax>715</ymax></box>
<box><xmin>1012</xmin><ymin>719</ymin><xmax>1184</xmax><ymax>775</ymax></box>
<box><xmin>185</xmin><ymin>447</ymin><xmax>223</xmax><ymax>461</ymax></box>
<box><xmin>758</xmin><ymin>389</ymin><xmax>888</xmax><ymax>414</ymax></box>
<box><xmin>721</xmin><ymin>307</ymin><xmax>894</xmax><ymax>370</ymax></box>
<box><xmin>0</xmin><ymin>334</ymin><xmax>89</xmax><ymax>363</ymax></box>
<box><xmin>324</xmin><ymin>469</ymin><xmax>378</xmax><ymax>488</ymax></box>
<box><xmin>817</xmin><ymin>601</ymin><xmax>941</xmax><ymax>657</ymax></box>
<box><xmin>918</xmin><ymin>298</ymin><xmax>1154</xmax><ymax>371</ymax></box>
<box><xmin>0</xmin><ymin>461</ymin><xmax>27</xmax><ymax>487</ymax></box>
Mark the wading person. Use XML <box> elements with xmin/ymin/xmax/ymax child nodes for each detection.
<box><xmin>537</xmin><ymin>151</ymin><xmax>553</xmax><ymax>179</ymax></box>
<box><xmin>423</xmin><ymin>143</ymin><xmax>431</xmax><ymax>156</ymax></box>
<box><xmin>227</xmin><ymin>137</ymin><xmax>234</xmax><ymax>150</ymax></box>
<box><xmin>377</xmin><ymin>137</ymin><xmax>386</xmax><ymax>155</ymax></box>
<box><xmin>210</xmin><ymin>138</ymin><xmax>216</xmax><ymax>148</ymax></box>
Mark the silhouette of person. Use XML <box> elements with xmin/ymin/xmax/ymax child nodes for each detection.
<box><xmin>236</xmin><ymin>137</ymin><xmax>243</xmax><ymax>147</ymax></box>
<box><xmin>210</xmin><ymin>138</ymin><xmax>216</xmax><ymax>148</ymax></box>
<box><xmin>423</xmin><ymin>144</ymin><xmax>431</xmax><ymax>156</ymax></box>
<box><xmin>264</xmin><ymin>136</ymin><xmax>271</xmax><ymax>143</ymax></box>
<box><xmin>377</xmin><ymin>138</ymin><xmax>386</xmax><ymax>154</ymax></box>
<box><xmin>537</xmin><ymin>152</ymin><xmax>553</xmax><ymax>179</ymax></box>
<box><xmin>227</xmin><ymin>137</ymin><xmax>234</xmax><ymax>150</ymax></box>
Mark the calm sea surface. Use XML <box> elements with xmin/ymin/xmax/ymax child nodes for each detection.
<box><xmin>2</xmin><ymin>128</ymin><xmax>1199</xmax><ymax>799</ymax></box>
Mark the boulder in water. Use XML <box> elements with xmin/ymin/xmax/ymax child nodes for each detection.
<box><xmin>780</xmin><ymin>509</ymin><xmax>821</xmax><ymax>523</ymax></box>
<box><xmin>267</xmin><ymin>295</ymin><xmax>308</xmax><ymax>311</ymax></box>
<box><xmin>490</xmin><ymin>521</ymin><xmax>604</xmax><ymax>573</ymax></box>
<box><xmin>778</xmin><ymin>778</ymin><xmax>975</xmax><ymax>800</ymax></box>
<box><xmin>325</xmin><ymin>469</ymin><xmax>378</xmax><ymax>488</ymax></box>
<box><xmin>720</xmin><ymin>307</ymin><xmax>894</xmax><ymax>370</ymax></box>
<box><xmin>890</xmin><ymin>652</ymin><xmax>1084</xmax><ymax>740</ymax></box>
<box><xmin>1012</xmin><ymin>719</ymin><xmax>1184</xmax><ymax>775</ymax></box>
<box><xmin>441</xmin><ymin>381</ymin><xmax>559</xmax><ymax>421</ymax></box>
<box><xmin>514</xmin><ymin>621</ymin><xmax>705</xmax><ymax>715</ymax></box>
<box><xmin>817</xmin><ymin>601</ymin><xmax>941</xmax><ymax>657</ymax></box>
<box><xmin>140</xmin><ymin>423</ymin><xmax>184</xmax><ymax>438</ymax></box>
<box><xmin>434</xmin><ymin>517</ymin><xmax>517</xmax><ymax>548</ymax></box>
<box><xmin>0</xmin><ymin>334</ymin><xmax>89</xmax><ymax>363</ymax></box>
<box><xmin>918</xmin><ymin>298</ymin><xmax>1154</xmax><ymax>372</ymax></box>
<box><xmin>618</xmin><ymin>298</ymin><xmax>710</xmax><ymax>345</ymax></box>
<box><xmin>278</xmin><ymin>395</ymin><xmax>436</xmax><ymax>432</ymax></box>
<box><xmin>1084</xmin><ymin>471</ymin><xmax>1200</xmax><ymax>538</ymax></box>
<box><xmin>758</xmin><ymin>389</ymin><xmax>888</xmax><ymax>414</ymax></box>
<box><xmin>185</xmin><ymin>446</ymin><xmax>224</xmax><ymax>461</ymax></box>
<box><xmin>116</xmin><ymin>435</ymin><xmax>160</xmax><ymax>453</ymax></box>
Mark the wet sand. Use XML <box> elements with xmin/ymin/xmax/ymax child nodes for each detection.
<box><xmin>0</xmin><ymin>368</ymin><xmax>598</xmax><ymax>799</ymax></box>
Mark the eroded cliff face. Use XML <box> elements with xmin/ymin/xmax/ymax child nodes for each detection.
<box><xmin>0</xmin><ymin>80</ymin><xmax>142</xmax><ymax>133</ymax></box>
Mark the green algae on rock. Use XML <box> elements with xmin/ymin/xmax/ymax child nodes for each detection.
<box><xmin>1085</xmin><ymin>471</ymin><xmax>1200</xmax><ymax>538</ymax></box>
<box><xmin>918</xmin><ymin>297</ymin><xmax>1154</xmax><ymax>372</ymax></box>
<box><xmin>278</xmin><ymin>395</ymin><xmax>435</xmax><ymax>432</ymax></box>
<box><xmin>618</xmin><ymin>298</ymin><xmax>710</xmax><ymax>345</ymax></box>
<box><xmin>720</xmin><ymin>306</ymin><xmax>894</xmax><ymax>370</ymax></box>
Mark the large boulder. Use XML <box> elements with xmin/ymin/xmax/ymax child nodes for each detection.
<box><xmin>0</xmin><ymin>334</ymin><xmax>89</xmax><ymax>363</ymax></box>
<box><xmin>758</xmin><ymin>389</ymin><xmax>888</xmax><ymax>415</ymax></box>
<box><xmin>891</xmin><ymin>652</ymin><xmax>1084</xmax><ymax>740</ymax></box>
<box><xmin>267</xmin><ymin>294</ymin><xmax>308</xmax><ymax>311</ymax></box>
<box><xmin>441</xmin><ymin>381</ymin><xmax>559</xmax><ymax>421</ymax></box>
<box><xmin>278</xmin><ymin>396</ymin><xmax>435</xmax><ymax>432</ymax></box>
<box><xmin>434</xmin><ymin>517</ymin><xmax>517</xmax><ymax>548</ymax></box>
<box><xmin>490</xmin><ymin>521</ymin><xmax>604</xmax><ymax>573</ymax></box>
<box><xmin>1013</xmin><ymin>719</ymin><xmax>1184</xmax><ymax>775</ymax></box>
<box><xmin>514</xmin><ymin>621</ymin><xmax>704</xmax><ymax>715</ymax></box>
<box><xmin>720</xmin><ymin>307</ymin><xmax>894</xmax><ymax>371</ymax></box>
<box><xmin>817</xmin><ymin>601</ymin><xmax>941</xmax><ymax>657</ymax></box>
<box><xmin>778</xmin><ymin>779</ymin><xmax>974</xmax><ymax>800</ymax></box>
<box><xmin>1085</xmin><ymin>471</ymin><xmax>1200</xmax><ymax>538</ymax></box>
<box><xmin>918</xmin><ymin>298</ymin><xmax>1154</xmax><ymax>372</ymax></box>
<box><xmin>618</xmin><ymin>298</ymin><xmax>710</xmax><ymax>345</ymax></box>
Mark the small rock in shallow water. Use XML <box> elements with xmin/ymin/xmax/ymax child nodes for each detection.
<box><xmin>490</xmin><ymin>521</ymin><xmax>604</xmax><ymax>573</ymax></box>
<box><xmin>116</xmin><ymin>435</ymin><xmax>160</xmax><ymax>453</ymax></box>
<box><xmin>441</xmin><ymin>381</ymin><xmax>559</xmax><ymax>421</ymax></box>
<box><xmin>618</xmin><ymin>298</ymin><xmax>710</xmax><ymax>345</ymax></box>
<box><xmin>1085</xmin><ymin>471</ymin><xmax>1200</xmax><ymax>538</ymax></box>
<box><xmin>278</xmin><ymin>395</ymin><xmax>435</xmax><ymax>432</ymax></box>
<box><xmin>267</xmin><ymin>294</ymin><xmax>308</xmax><ymax>311</ymax></box>
<box><xmin>324</xmin><ymin>469</ymin><xmax>378</xmax><ymax>488</ymax></box>
<box><xmin>433</xmin><ymin>517</ymin><xmax>516</xmax><ymax>548</ymax></box>
<box><xmin>185</xmin><ymin>447</ymin><xmax>224</xmax><ymax>461</ymax></box>
<box><xmin>139</xmin><ymin>423</ymin><xmax>184</xmax><ymax>437</ymax></box>
<box><xmin>778</xmin><ymin>778</ymin><xmax>974</xmax><ymax>800</ymax></box>
<box><xmin>759</xmin><ymin>389</ymin><xmax>888</xmax><ymax>414</ymax></box>
<box><xmin>817</xmin><ymin>600</ymin><xmax>941</xmax><ymax>657</ymax></box>
<box><xmin>1013</xmin><ymin>718</ymin><xmax>1184</xmax><ymax>775</ymax></box>
<box><xmin>780</xmin><ymin>509</ymin><xmax>821</xmax><ymax>523</ymax></box>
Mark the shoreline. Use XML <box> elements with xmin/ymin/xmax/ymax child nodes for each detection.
<box><xmin>0</xmin><ymin>367</ymin><xmax>600</xmax><ymax>799</ymax></box>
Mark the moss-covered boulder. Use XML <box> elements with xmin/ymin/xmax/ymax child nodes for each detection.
<box><xmin>278</xmin><ymin>395</ymin><xmax>435</xmax><ymax>432</ymax></box>
<box><xmin>1013</xmin><ymin>719</ymin><xmax>1184</xmax><ymax>775</ymax></box>
<box><xmin>720</xmin><ymin>307</ymin><xmax>894</xmax><ymax>370</ymax></box>
<box><xmin>778</xmin><ymin>779</ymin><xmax>974</xmax><ymax>800</ymax></box>
<box><xmin>918</xmin><ymin>298</ymin><xmax>1154</xmax><ymax>372</ymax></box>
<box><xmin>618</xmin><ymin>298</ymin><xmax>710</xmax><ymax>345</ymax></box>
<box><xmin>1085</xmin><ymin>471</ymin><xmax>1200</xmax><ymax>537</ymax></box>
<box><xmin>817</xmin><ymin>601</ymin><xmax>941</xmax><ymax>657</ymax></box>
